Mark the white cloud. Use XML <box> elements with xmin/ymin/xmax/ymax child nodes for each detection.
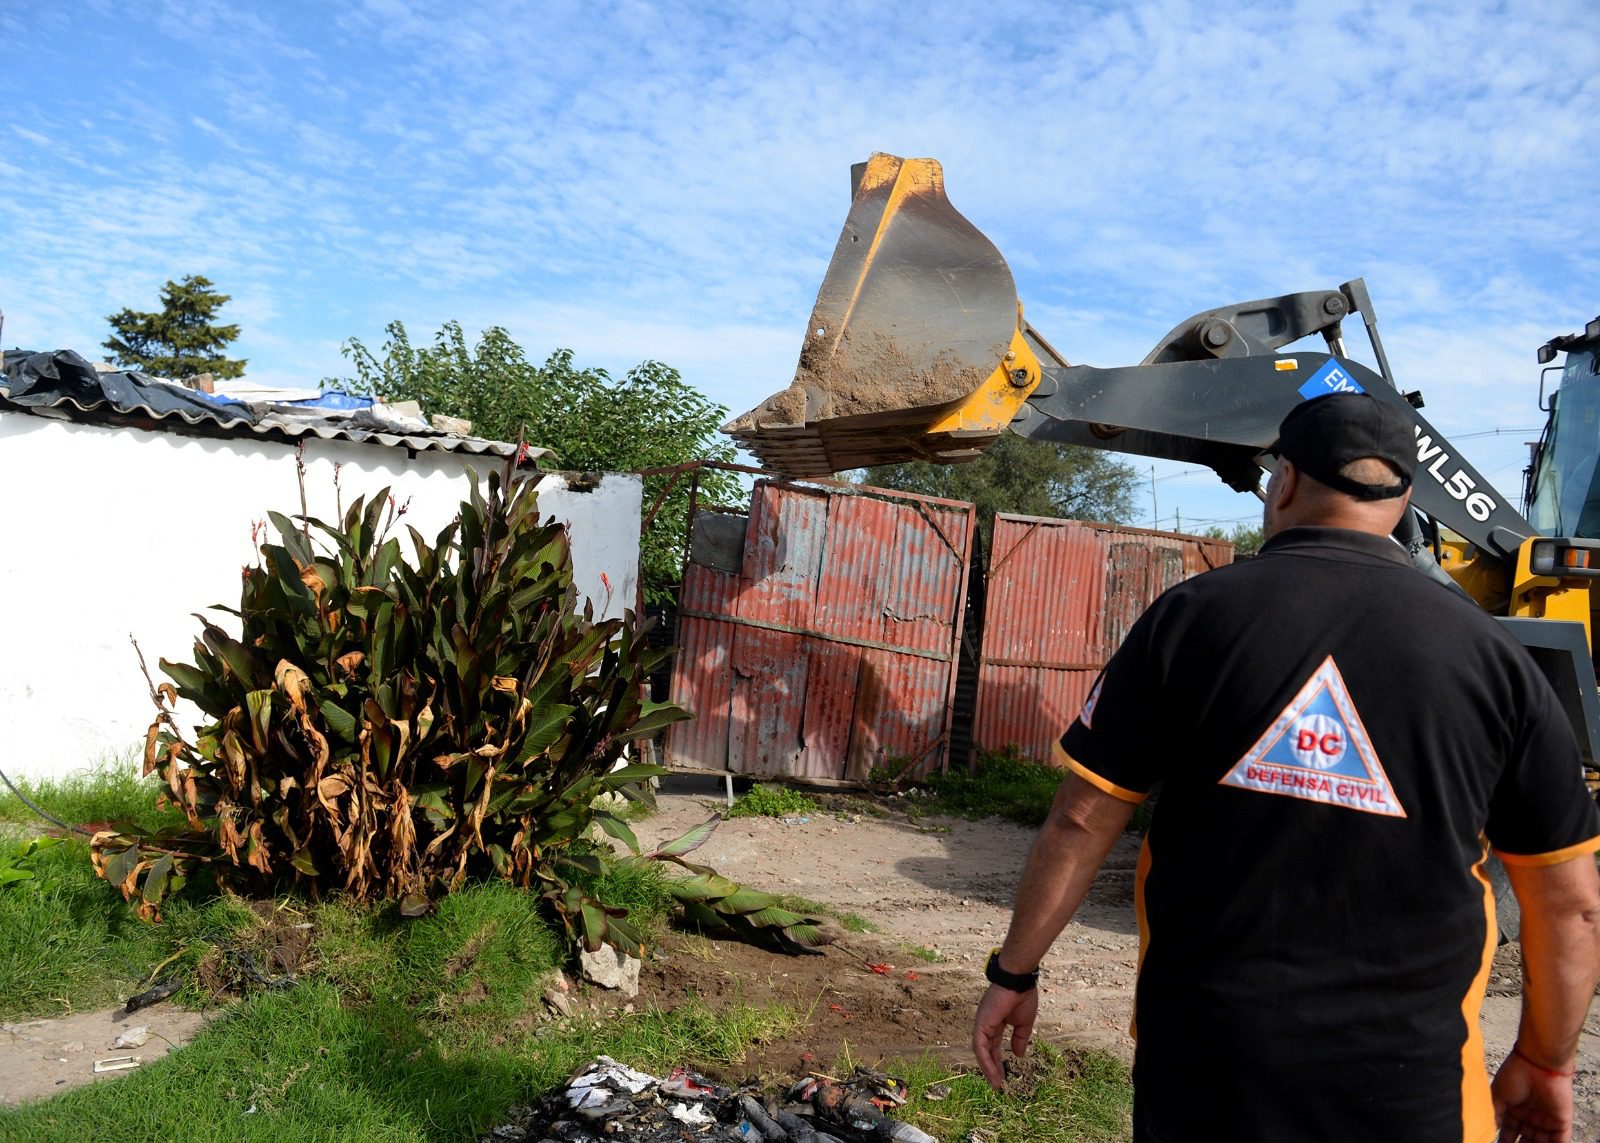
<box><xmin>0</xmin><ymin>0</ymin><xmax>1593</xmax><ymax>535</ymax></box>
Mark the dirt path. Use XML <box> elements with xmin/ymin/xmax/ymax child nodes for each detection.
<box><xmin>0</xmin><ymin>1005</ymin><xmax>209</xmax><ymax>1108</ymax></box>
<box><xmin>642</xmin><ymin>777</ymin><xmax>1600</xmax><ymax>1133</ymax></box>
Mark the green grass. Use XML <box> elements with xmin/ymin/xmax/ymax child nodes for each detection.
<box><xmin>0</xmin><ymin>998</ymin><xmax>1129</xmax><ymax>1142</ymax></box>
<box><xmin>0</xmin><ymin>834</ymin><xmax>255</xmax><ymax>1020</ymax></box>
<box><xmin>0</xmin><ymin>981</ymin><xmax>805</xmax><ymax>1142</ymax></box>
<box><xmin>776</xmin><ymin>894</ymin><xmax>877</xmax><ymax>934</ymax></box>
<box><xmin>0</xmin><ymin>770</ymin><xmax>1132</xmax><ymax>1141</ymax></box>
<box><xmin>0</xmin><ymin>757</ymin><xmax>185</xmax><ymax>834</ymax></box>
<box><xmin>914</xmin><ymin>749</ymin><xmax>1067</xmax><ymax>827</ymax></box>
<box><xmin>725</xmin><ymin>783</ymin><xmax>822</xmax><ymax>820</ymax></box>
<box><xmin>885</xmin><ymin>1043</ymin><xmax>1132</xmax><ymax>1142</ymax></box>
<box><xmin>0</xmin><ymin>761</ymin><xmax>266</xmax><ymax>1019</ymax></box>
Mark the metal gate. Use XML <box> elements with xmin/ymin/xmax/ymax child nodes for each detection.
<box><xmin>665</xmin><ymin>479</ymin><xmax>975</xmax><ymax>782</ymax></box>
<box><xmin>970</xmin><ymin>515</ymin><xmax>1233</xmax><ymax>763</ymax></box>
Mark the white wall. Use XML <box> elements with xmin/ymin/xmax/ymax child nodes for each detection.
<box><xmin>0</xmin><ymin>413</ymin><xmax>642</xmax><ymax>779</ymax></box>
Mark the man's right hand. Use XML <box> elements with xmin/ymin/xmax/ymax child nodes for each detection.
<box><xmin>973</xmin><ymin>982</ymin><xmax>1039</xmax><ymax>1090</ymax></box>
<box><xmin>1492</xmin><ymin>1052</ymin><xmax>1574</xmax><ymax>1143</ymax></box>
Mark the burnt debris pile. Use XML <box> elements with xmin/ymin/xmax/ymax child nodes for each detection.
<box><xmin>483</xmin><ymin>1057</ymin><xmax>940</xmax><ymax>1142</ymax></box>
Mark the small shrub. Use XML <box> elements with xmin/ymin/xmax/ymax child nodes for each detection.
<box><xmin>0</xmin><ymin>836</ymin><xmax>63</xmax><ymax>891</ymax></box>
<box><xmin>726</xmin><ymin>784</ymin><xmax>822</xmax><ymax>820</ymax></box>
<box><xmin>916</xmin><ymin>749</ymin><xmax>1066</xmax><ymax>826</ymax></box>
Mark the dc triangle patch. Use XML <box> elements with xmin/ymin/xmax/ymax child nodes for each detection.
<box><xmin>1219</xmin><ymin>656</ymin><xmax>1406</xmax><ymax>818</ymax></box>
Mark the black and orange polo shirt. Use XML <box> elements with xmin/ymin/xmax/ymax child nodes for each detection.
<box><xmin>1059</xmin><ymin>526</ymin><xmax>1600</xmax><ymax>1142</ymax></box>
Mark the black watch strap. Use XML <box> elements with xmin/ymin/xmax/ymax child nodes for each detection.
<box><xmin>985</xmin><ymin>947</ymin><xmax>1040</xmax><ymax>992</ymax></box>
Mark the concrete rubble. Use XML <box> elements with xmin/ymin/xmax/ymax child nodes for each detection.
<box><xmin>577</xmin><ymin>944</ymin><xmax>641</xmax><ymax>998</ymax></box>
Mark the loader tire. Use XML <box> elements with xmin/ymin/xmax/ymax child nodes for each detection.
<box><xmin>1486</xmin><ymin>853</ymin><xmax>1520</xmax><ymax>945</ymax></box>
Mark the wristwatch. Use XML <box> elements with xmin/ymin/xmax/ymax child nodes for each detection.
<box><xmin>984</xmin><ymin>947</ymin><xmax>1040</xmax><ymax>993</ymax></box>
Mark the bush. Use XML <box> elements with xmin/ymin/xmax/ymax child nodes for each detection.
<box><xmin>916</xmin><ymin>749</ymin><xmax>1067</xmax><ymax>826</ymax></box>
<box><xmin>92</xmin><ymin>473</ymin><xmax>684</xmax><ymax>955</ymax></box>
<box><xmin>726</xmin><ymin>784</ymin><xmax>822</xmax><ymax>820</ymax></box>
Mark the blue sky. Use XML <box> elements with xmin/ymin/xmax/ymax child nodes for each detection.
<box><xmin>4</xmin><ymin>0</ymin><xmax>1597</xmax><ymax>532</ymax></box>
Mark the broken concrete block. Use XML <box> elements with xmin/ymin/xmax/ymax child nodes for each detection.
<box><xmin>112</xmin><ymin>1026</ymin><xmax>149</xmax><ymax>1049</ymax></box>
<box><xmin>578</xmin><ymin>944</ymin><xmax>640</xmax><ymax>997</ymax></box>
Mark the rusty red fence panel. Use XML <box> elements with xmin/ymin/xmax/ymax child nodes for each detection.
<box><xmin>665</xmin><ymin>477</ymin><xmax>972</xmax><ymax>778</ymax></box>
<box><xmin>971</xmin><ymin>515</ymin><xmax>1233</xmax><ymax>765</ymax></box>
<box><xmin>666</xmin><ymin>480</ymin><xmax>975</xmax><ymax>782</ymax></box>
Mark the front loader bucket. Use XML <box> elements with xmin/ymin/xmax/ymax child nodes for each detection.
<box><xmin>724</xmin><ymin>154</ymin><xmax>1042</xmax><ymax>475</ymax></box>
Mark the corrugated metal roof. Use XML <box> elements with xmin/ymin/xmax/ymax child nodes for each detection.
<box><xmin>0</xmin><ymin>348</ymin><xmax>550</xmax><ymax>460</ymax></box>
<box><xmin>972</xmin><ymin>516</ymin><xmax>1232</xmax><ymax>763</ymax></box>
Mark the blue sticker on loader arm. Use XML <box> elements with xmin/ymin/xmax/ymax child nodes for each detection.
<box><xmin>1297</xmin><ymin>358</ymin><xmax>1366</xmax><ymax>400</ymax></box>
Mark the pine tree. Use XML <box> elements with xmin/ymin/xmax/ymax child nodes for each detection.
<box><xmin>103</xmin><ymin>275</ymin><xmax>246</xmax><ymax>379</ymax></box>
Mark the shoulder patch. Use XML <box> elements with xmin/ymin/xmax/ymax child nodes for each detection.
<box><xmin>1078</xmin><ymin>675</ymin><xmax>1104</xmax><ymax>730</ymax></box>
<box><xmin>1219</xmin><ymin>656</ymin><xmax>1406</xmax><ymax>818</ymax></box>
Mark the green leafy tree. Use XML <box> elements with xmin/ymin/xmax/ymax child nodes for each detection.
<box><xmin>103</xmin><ymin>275</ymin><xmax>246</xmax><ymax>379</ymax></box>
<box><xmin>1203</xmin><ymin>522</ymin><xmax>1265</xmax><ymax>556</ymax></box>
<box><xmin>861</xmin><ymin>433</ymin><xmax>1139</xmax><ymax>549</ymax></box>
<box><xmin>333</xmin><ymin>320</ymin><xmax>739</xmax><ymax>603</ymax></box>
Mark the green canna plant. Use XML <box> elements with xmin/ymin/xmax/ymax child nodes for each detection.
<box><xmin>636</xmin><ymin>816</ymin><xmax>836</xmax><ymax>954</ymax></box>
<box><xmin>91</xmin><ymin>472</ymin><xmax>697</xmax><ymax>955</ymax></box>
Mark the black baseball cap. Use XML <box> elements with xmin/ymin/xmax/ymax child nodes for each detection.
<box><xmin>1273</xmin><ymin>393</ymin><xmax>1416</xmax><ymax>501</ymax></box>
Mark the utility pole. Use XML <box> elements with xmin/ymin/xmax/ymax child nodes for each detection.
<box><xmin>1149</xmin><ymin>465</ymin><xmax>1158</xmax><ymax>530</ymax></box>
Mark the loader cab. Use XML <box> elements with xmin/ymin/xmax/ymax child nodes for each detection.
<box><xmin>1525</xmin><ymin>317</ymin><xmax>1600</xmax><ymax>539</ymax></box>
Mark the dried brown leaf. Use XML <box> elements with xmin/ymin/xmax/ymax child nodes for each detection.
<box><xmin>218</xmin><ymin>805</ymin><xmax>244</xmax><ymax>862</ymax></box>
<box><xmin>246</xmin><ymin>821</ymin><xmax>273</xmax><ymax>874</ymax></box>
<box><xmin>389</xmin><ymin>786</ymin><xmax>416</xmax><ymax>894</ymax></box>
<box><xmin>221</xmin><ymin>729</ymin><xmax>247</xmax><ymax>790</ymax></box>
<box><xmin>143</xmin><ymin>720</ymin><xmax>162</xmax><ymax>777</ymax></box>
<box><xmin>274</xmin><ymin>660</ymin><xmax>312</xmax><ymax>714</ymax></box>
<box><xmin>299</xmin><ymin>561</ymin><xmax>326</xmax><ymax>598</ymax></box>
<box><xmin>120</xmin><ymin>857</ymin><xmax>151</xmax><ymax>898</ymax></box>
<box><xmin>179</xmin><ymin>772</ymin><xmax>204</xmax><ymax>830</ymax></box>
<box><xmin>317</xmin><ymin>773</ymin><xmax>351</xmax><ymax>815</ymax></box>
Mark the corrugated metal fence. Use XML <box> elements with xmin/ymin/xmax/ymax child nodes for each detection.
<box><xmin>666</xmin><ymin>480</ymin><xmax>975</xmax><ymax>782</ymax></box>
<box><xmin>970</xmin><ymin>515</ymin><xmax>1233</xmax><ymax>763</ymax></box>
<box><xmin>661</xmin><ymin>470</ymin><xmax>1233</xmax><ymax>782</ymax></box>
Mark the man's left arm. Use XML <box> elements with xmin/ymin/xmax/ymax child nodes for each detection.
<box><xmin>1491</xmin><ymin>854</ymin><xmax>1600</xmax><ymax>1139</ymax></box>
<box><xmin>972</xmin><ymin>773</ymin><xmax>1137</xmax><ymax>1090</ymax></box>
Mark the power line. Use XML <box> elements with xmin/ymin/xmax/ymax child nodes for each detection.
<box><xmin>1450</xmin><ymin>427</ymin><xmax>1538</xmax><ymax>440</ymax></box>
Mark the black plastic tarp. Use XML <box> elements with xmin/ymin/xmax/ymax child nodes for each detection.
<box><xmin>0</xmin><ymin>348</ymin><xmax>255</xmax><ymax>427</ymax></box>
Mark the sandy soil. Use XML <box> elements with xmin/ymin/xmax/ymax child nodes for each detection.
<box><xmin>0</xmin><ymin>1004</ymin><xmax>211</xmax><ymax>1108</ymax></box>
<box><xmin>638</xmin><ymin>776</ymin><xmax>1600</xmax><ymax>1134</ymax></box>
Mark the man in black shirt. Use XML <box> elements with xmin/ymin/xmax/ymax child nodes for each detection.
<box><xmin>972</xmin><ymin>394</ymin><xmax>1600</xmax><ymax>1141</ymax></box>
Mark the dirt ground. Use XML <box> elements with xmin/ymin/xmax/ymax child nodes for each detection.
<box><xmin>0</xmin><ymin>1005</ymin><xmax>210</xmax><ymax>1108</ymax></box>
<box><xmin>637</xmin><ymin>776</ymin><xmax>1600</xmax><ymax>1135</ymax></box>
<box><xmin>5</xmin><ymin>782</ymin><xmax>1596</xmax><ymax>1137</ymax></box>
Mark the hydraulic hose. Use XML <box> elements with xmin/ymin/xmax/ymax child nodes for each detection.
<box><xmin>0</xmin><ymin>764</ymin><xmax>94</xmax><ymax>836</ymax></box>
